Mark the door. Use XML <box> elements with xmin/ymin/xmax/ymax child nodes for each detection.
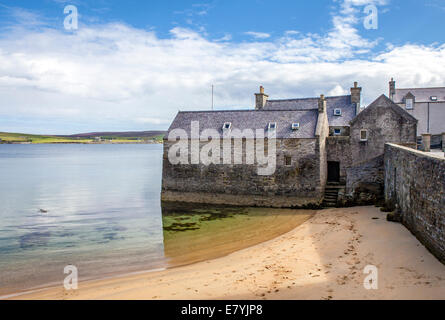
<box><xmin>327</xmin><ymin>161</ymin><xmax>340</xmax><ymax>183</ymax></box>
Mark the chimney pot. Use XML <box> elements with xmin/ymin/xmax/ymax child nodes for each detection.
<box><xmin>350</xmin><ymin>82</ymin><xmax>362</xmax><ymax>114</ymax></box>
<box><xmin>389</xmin><ymin>78</ymin><xmax>396</xmax><ymax>101</ymax></box>
<box><xmin>318</xmin><ymin>94</ymin><xmax>326</xmax><ymax>113</ymax></box>
<box><xmin>255</xmin><ymin>86</ymin><xmax>268</xmax><ymax>110</ymax></box>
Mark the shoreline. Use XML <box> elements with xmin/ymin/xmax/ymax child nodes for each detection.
<box><xmin>6</xmin><ymin>206</ymin><xmax>445</xmax><ymax>300</ymax></box>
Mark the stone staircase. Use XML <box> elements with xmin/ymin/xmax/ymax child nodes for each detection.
<box><xmin>322</xmin><ymin>184</ymin><xmax>342</xmax><ymax>208</ymax></box>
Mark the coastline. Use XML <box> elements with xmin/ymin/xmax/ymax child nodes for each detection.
<box><xmin>7</xmin><ymin>206</ymin><xmax>445</xmax><ymax>300</ymax></box>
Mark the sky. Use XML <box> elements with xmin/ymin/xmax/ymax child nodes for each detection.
<box><xmin>0</xmin><ymin>0</ymin><xmax>445</xmax><ymax>134</ymax></box>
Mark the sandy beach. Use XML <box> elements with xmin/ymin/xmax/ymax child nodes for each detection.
<box><xmin>8</xmin><ymin>206</ymin><xmax>445</xmax><ymax>300</ymax></box>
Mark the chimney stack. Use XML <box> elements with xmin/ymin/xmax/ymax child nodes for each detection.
<box><xmin>318</xmin><ymin>94</ymin><xmax>326</xmax><ymax>113</ymax></box>
<box><xmin>255</xmin><ymin>86</ymin><xmax>269</xmax><ymax>110</ymax></box>
<box><xmin>389</xmin><ymin>78</ymin><xmax>396</xmax><ymax>101</ymax></box>
<box><xmin>350</xmin><ymin>81</ymin><xmax>362</xmax><ymax>115</ymax></box>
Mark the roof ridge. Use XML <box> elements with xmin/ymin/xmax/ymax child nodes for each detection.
<box><xmin>177</xmin><ymin>109</ymin><xmax>319</xmax><ymax>113</ymax></box>
<box><xmin>268</xmin><ymin>95</ymin><xmax>350</xmax><ymax>102</ymax></box>
<box><xmin>396</xmin><ymin>87</ymin><xmax>445</xmax><ymax>90</ymax></box>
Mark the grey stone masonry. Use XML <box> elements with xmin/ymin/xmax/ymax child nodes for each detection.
<box><xmin>162</xmin><ymin>138</ymin><xmax>325</xmax><ymax>208</ymax></box>
<box><xmin>384</xmin><ymin>143</ymin><xmax>445</xmax><ymax>263</ymax></box>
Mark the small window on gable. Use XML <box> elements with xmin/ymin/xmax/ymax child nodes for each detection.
<box><xmin>430</xmin><ymin>96</ymin><xmax>438</xmax><ymax>101</ymax></box>
<box><xmin>333</xmin><ymin>108</ymin><xmax>342</xmax><ymax>116</ymax></box>
<box><xmin>360</xmin><ymin>129</ymin><xmax>368</xmax><ymax>142</ymax></box>
<box><xmin>291</xmin><ymin>123</ymin><xmax>300</xmax><ymax>130</ymax></box>
<box><xmin>268</xmin><ymin>122</ymin><xmax>277</xmax><ymax>131</ymax></box>
<box><xmin>285</xmin><ymin>155</ymin><xmax>292</xmax><ymax>166</ymax></box>
<box><xmin>334</xmin><ymin>128</ymin><xmax>341</xmax><ymax>136</ymax></box>
<box><xmin>406</xmin><ymin>98</ymin><xmax>413</xmax><ymax>110</ymax></box>
<box><xmin>222</xmin><ymin>122</ymin><xmax>232</xmax><ymax>131</ymax></box>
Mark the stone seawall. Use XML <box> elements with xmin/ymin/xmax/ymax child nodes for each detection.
<box><xmin>384</xmin><ymin>143</ymin><xmax>445</xmax><ymax>263</ymax></box>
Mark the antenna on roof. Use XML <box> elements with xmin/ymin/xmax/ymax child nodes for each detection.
<box><xmin>211</xmin><ymin>85</ymin><xmax>214</xmax><ymax>111</ymax></box>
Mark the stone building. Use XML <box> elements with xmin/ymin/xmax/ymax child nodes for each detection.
<box><xmin>162</xmin><ymin>83</ymin><xmax>418</xmax><ymax>208</ymax></box>
<box><xmin>389</xmin><ymin>78</ymin><xmax>445</xmax><ymax>139</ymax></box>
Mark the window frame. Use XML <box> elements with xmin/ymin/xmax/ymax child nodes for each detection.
<box><xmin>333</xmin><ymin>108</ymin><xmax>342</xmax><ymax>116</ymax></box>
<box><xmin>405</xmin><ymin>98</ymin><xmax>413</xmax><ymax>110</ymax></box>
<box><xmin>284</xmin><ymin>155</ymin><xmax>292</xmax><ymax>166</ymax></box>
<box><xmin>268</xmin><ymin>122</ymin><xmax>277</xmax><ymax>131</ymax></box>
<box><xmin>333</xmin><ymin>128</ymin><xmax>341</xmax><ymax>136</ymax></box>
<box><xmin>222</xmin><ymin>122</ymin><xmax>232</xmax><ymax>131</ymax></box>
<box><xmin>360</xmin><ymin>129</ymin><xmax>368</xmax><ymax>142</ymax></box>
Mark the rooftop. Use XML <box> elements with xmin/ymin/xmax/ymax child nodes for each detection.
<box><xmin>394</xmin><ymin>87</ymin><xmax>445</xmax><ymax>103</ymax></box>
<box><xmin>167</xmin><ymin>109</ymin><xmax>319</xmax><ymax>139</ymax></box>
<box><xmin>264</xmin><ymin>95</ymin><xmax>356</xmax><ymax>127</ymax></box>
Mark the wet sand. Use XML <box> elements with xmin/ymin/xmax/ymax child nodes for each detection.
<box><xmin>8</xmin><ymin>206</ymin><xmax>445</xmax><ymax>300</ymax></box>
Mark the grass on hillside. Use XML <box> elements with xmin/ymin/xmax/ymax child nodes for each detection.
<box><xmin>0</xmin><ymin>132</ymin><xmax>165</xmax><ymax>144</ymax></box>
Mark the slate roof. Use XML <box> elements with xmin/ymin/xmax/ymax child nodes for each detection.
<box><xmin>394</xmin><ymin>87</ymin><xmax>445</xmax><ymax>103</ymax></box>
<box><xmin>264</xmin><ymin>95</ymin><xmax>356</xmax><ymax>126</ymax></box>
<box><xmin>167</xmin><ymin>109</ymin><xmax>319</xmax><ymax>139</ymax></box>
<box><xmin>351</xmin><ymin>94</ymin><xmax>418</xmax><ymax>125</ymax></box>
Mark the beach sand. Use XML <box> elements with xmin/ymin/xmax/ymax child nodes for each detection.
<box><xmin>9</xmin><ymin>206</ymin><xmax>445</xmax><ymax>300</ymax></box>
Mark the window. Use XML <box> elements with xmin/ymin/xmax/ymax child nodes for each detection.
<box><xmin>334</xmin><ymin>128</ymin><xmax>341</xmax><ymax>136</ymax></box>
<box><xmin>431</xmin><ymin>96</ymin><xmax>438</xmax><ymax>101</ymax></box>
<box><xmin>222</xmin><ymin>122</ymin><xmax>232</xmax><ymax>131</ymax></box>
<box><xmin>405</xmin><ymin>98</ymin><xmax>413</xmax><ymax>110</ymax></box>
<box><xmin>360</xmin><ymin>130</ymin><xmax>368</xmax><ymax>142</ymax></box>
<box><xmin>291</xmin><ymin>123</ymin><xmax>300</xmax><ymax>130</ymax></box>
<box><xmin>268</xmin><ymin>122</ymin><xmax>277</xmax><ymax>131</ymax></box>
<box><xmin>285</xmin><ymin>155</ymin><xmax>292</xmax><ymax>166</ymax></box>
<box><xmin>333</xmin><ymin>108</ymin><xmax>342</xmax><ymax>116</ymax></box>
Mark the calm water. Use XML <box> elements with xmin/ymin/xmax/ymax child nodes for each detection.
<box><xmin>0</xmin><ymin>144</ymin><xmax>312</xmax><ymax>296</ymax></box>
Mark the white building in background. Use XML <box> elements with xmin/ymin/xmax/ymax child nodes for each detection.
<box><xmin>389</xmin><ymin>78</ymin><xmax>445</xmax><ymax>136</ymax></box>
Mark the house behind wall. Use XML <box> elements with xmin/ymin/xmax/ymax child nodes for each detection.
<box><xmin>389</xmin><ymin>78</ymin><xmax>445</xmax><ymax>147</ymax></box>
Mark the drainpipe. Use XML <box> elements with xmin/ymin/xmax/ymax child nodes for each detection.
<box><xmin>427</xmin><ymin>102</ymin><xmax>430</xmax><ymax>133</ymax></box>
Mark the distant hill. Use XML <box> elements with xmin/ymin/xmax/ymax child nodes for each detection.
<box><xmin>64</xmin><ymin>131</ymin><xmax>166</xmax><ymax>138</ymax></box>
<box><xmin>0</xmin><ymin>131</ymin><xmax>166</xmax><ymax>144</ymax></box>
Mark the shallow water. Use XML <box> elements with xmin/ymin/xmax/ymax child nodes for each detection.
<box><xmin>0</xmin><ymin>144</ymin><xmax>313</xmax><ymax>296</ymax></box>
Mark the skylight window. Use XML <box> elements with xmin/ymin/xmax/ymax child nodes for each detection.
<box><xmin>431</xmin><ymin>96</ymin><xmax>438</xmax><ymax>101</ymax></box>
<box><xmin>334</xmin><ymin>108</ymin><xmax>342</xmax><ymax>116</ymax></box>
<box><xmin>291</xmin><ymin>123</ymin><xmax>300</xmax><ymax>130</ymax></box>
<box><xmin>222</xmin><ymin>122</ymin><xmax>232</xmax><ymax>131</ymax></box>
<box><xmin>268</xmin><ymin>122</ymin><xmax>277</xmax><ymax>131</ymax></box>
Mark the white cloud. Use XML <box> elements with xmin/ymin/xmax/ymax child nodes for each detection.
<box><xmin>244</xmin><ymin>31</ymin><xmax>271</xmax><ymax>39</ymax></box>
<box><xmin>0</xmin><ymin>0</ymin><xmax>444</xmax><ymax>134</ymax></box>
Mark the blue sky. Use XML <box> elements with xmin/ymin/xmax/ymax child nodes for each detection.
<box><xmin>0</xmin><ymin>0</ymin><xmax>444</xmax><ymax>134</ymax></box>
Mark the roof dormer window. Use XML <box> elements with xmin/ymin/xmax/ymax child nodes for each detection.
<box><xmin>222</xmin><ymin>122</ymin><xmax>232</xmax><ymax>131</ymax></box>
<box><xmin>405</xmin><ymin>98</ymin><xmax>413</xmax><ymax>110</ymax></box>
<box><xmin>268</xmin><ymin>122</ymin><xmax>277</xmax><ymax>131</ymax></box>
<box><xmin>333</xmin><ymin>108</ymin><xmax>342</xmax><ymax>116</ymax></box>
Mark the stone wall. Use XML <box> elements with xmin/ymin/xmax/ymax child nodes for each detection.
<box><xmin>384</xmin><ymin>143</ymin><xmax>445</xmax><ymax>263</ymax></box>
<box><xmin>350</xmin><ymin>105</ymin><xmax>417</xmax><ymax>165</ymax></box>
<box><xmin>326</xmin><ymin>136</ymin><xmax>352</xmax><ymax>184</ymax></box>
<box><xmin>162</xmin><ymin>138</ymin><xmax>324</xmax><ymax>208</ymax></box>
<box><xmin>344</xmin><ymin>155</ymin><xmax>384</xmax><ymax>204</ymax></box>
